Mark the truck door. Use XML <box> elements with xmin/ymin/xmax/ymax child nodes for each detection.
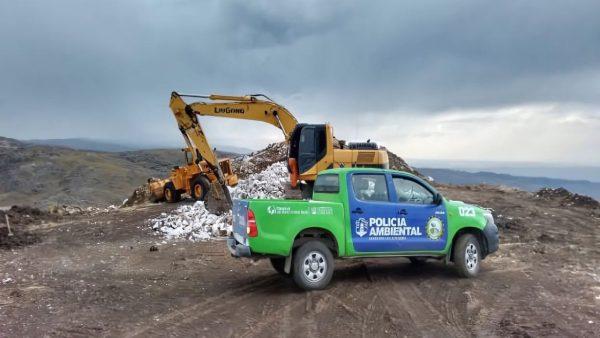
<box><xmin>347</xmin><ymin>172</ymin><xmax>399</xmax><ymax>253</ymax></box>
<box><xmin>389</xmin><ymin>175</ymin><xmax>447</xmax><ymax>251</ymax></box>
<box><xmin>347</xmin><ymin>173</ymin><xmax>447</xmax><ymax>253</ymax></box>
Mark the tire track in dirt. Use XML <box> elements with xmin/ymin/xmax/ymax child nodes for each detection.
<box><xmin>124</xmin><ymin>275</ymin><xmax>281</xmax><ymax>337</ymax></box>
<box><xmin>363</xmin><ymin>263</ymin><xmax>471</xmax><ymax>337</ymax></box>
<box><xmin>239</xmin><ymin>278</ymin><xmax>368</xmax><ymax>337</ymax></box>
<box><xmin>439</xmin><ymin>282</ymin><xmax>472</xmax><ymax>337</ymax></box>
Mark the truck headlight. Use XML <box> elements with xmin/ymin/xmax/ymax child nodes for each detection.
<box><xmin>483</xmin><ymin>211</ymin><xmax>495</xmax><ymax>227</ymax></box>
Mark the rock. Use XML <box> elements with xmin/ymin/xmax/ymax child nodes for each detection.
<box><xmin>535</xmin><ymin>188</ymin><xmax>599</xmax><ymax>209</ymax></box>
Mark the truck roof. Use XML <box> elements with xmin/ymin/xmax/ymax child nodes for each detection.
<box><xmin>319</xmin><ymin>167</ymin><xmax>421</xmax><ymax>179</ymax></box>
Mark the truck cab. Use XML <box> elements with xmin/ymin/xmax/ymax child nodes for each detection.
<box><xmin>228</xmin><ymin>168</ymin><xmax>499</xmax><ymax>290</ymax></box>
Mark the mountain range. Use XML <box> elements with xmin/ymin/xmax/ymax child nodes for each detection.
<box><xmin>419</xmin><ymin>168</ymin><xmax>600</xmax><ymax>200</ymax></box>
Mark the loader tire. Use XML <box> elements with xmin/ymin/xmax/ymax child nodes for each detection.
<box><xmin>191</xmin><ymin>176</ymin><xmax>210</xmax><ymax>201</ymax></box>
<box><xmin>164</xmin><ymin>182</ymin><xmax>181</xmax><ymax>203</ymax></box>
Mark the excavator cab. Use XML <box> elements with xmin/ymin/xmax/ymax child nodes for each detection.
<box><xmin>288</xmin><ymin>123</ymin><xmax>389</xmax><ymax>195</ymax></box>
<box><xmin>288</xmin><ymin>124</ymin><xmax>328</xmax><ymax>176</ymax></box>
<box><xmin>183</xmin><ymin>148</ymin><xmax>194</xmax><ymax>166</ymax></box>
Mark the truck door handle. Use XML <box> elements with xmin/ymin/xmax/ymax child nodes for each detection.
<box><xmin>398</xmin><ymin>209</ymin><xmax>408</xmax><ymax>215</ymax></box>
<box><xmin>352</xmin><ymin>208</ymin><xmax>364</xmax><ymax>214</ymax></box>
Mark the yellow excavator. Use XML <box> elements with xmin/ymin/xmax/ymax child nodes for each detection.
<box><xmin>168</xmin><ymin>92</ymin><xmax>389</xmax><ymax>197</ymax></box>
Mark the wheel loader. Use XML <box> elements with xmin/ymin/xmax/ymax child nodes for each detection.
<box><xmin>148</xmin><ymin>148</ymin><xmax>237</xmax><ymax>203</ymax></box>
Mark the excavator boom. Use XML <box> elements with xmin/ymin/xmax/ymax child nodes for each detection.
<box><xmin>179</xmin><ymin>93</ymin><xmax>299</xmax><ymax>140</ymax></box>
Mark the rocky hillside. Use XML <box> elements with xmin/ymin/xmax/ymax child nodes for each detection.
<box><xmin>0</xmin><ymin>137</ymin><xmax>235</xmax><ymax>208</ymax></box>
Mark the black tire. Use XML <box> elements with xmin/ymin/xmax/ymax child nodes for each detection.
<box><xmin>164</xmin><ymin>182</ymin><xmax>181</xmax><ymax>203</ymax></box>
<box><xmin>191</xmin><ymin>176</ymin><xmax>210</xmax><ymax>201</ymax></box>
<box><xmin>292</xmin><ymin>240</ymin><xmax>334</xmax><ymax>290</ymax></box>
<box><xmin>409</xmin><ymin>257</ymin><xmax>428</xmax><ymax>265</ymax></box>
<box><xmin>453</xmin><ymin>234</ymin><xmax>481</xmax><ymax>278</ymax></box>
<box><xmin>270</xmin><ymin>257</ymin><xmax>288</xmax><ymax>276</ymax></box>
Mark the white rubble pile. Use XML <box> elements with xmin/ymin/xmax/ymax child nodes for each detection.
<box><xmin>50</xmin><ymin>204</ymin><xmax>119</xmax><ymax>216</ymax></box>
<box><xmin>230</xmin><ymin>161</ymin><xmax>289</xmax><ymax>199</ymax></box>
<box><xmin>149</xmin><ymin>201</ymin><xmax>232</xmax><ymax>241</ymax></box>
<box><xmin>149</xmin><ymin>162</ymin><xmax>289</xmax><ymax>241</ymax></box>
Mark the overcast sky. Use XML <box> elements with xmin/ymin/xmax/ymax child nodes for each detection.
<box><xmin>1</xmin><ymin>0</ymin><xmax>599</xmax><ymax>165</ymax></box>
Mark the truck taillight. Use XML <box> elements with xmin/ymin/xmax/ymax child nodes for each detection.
<box><xmin>246</xmin><ymin>209</ymin><xmax>258</xmax><ymax>237</ymax></box>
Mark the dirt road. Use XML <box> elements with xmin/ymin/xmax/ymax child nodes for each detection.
<box><xmin>1</xmin><ymin>186</ymin><xmax>599</xmax><ymax>337</ymax></box>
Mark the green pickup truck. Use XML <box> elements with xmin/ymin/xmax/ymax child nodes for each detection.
<box><xmin>227</xmin><ymin>168</ymin><xmax>499</xmax><ymax>290</ymax></box>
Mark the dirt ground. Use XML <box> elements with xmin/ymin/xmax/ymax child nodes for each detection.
<box><xmin>1</xmin><ymin>185</ymin><xmax>599</xmax><ymax>337</ymax></box>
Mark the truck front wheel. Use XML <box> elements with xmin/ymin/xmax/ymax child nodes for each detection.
<box><xmin>292</xmin><ymin>240</ymin><xmax>334</xmax><ymax>290</ymax></box>
<box><xmin>453</xmin><ymin>234</ymin><xmax>481</xmax><ymax>278</ymax></box>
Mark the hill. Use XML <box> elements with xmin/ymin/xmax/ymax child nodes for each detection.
<box><xmin>25</xmin><ymin>138</ymin><xmax>139</xmax><ymax>152</ymax></box>
<box><xmin>419</xmin><ymin>167</ymin><xmax>600</xmax><ymax>200</ymax></box>
<box><xmin>24</xmin><ymin>138</ymin><xmax>254</xmax><ymax>154</ymax></box>
<box><xmin>0</xmin><ymin>137</ymin><xmax>237</xmax><ymax>208</ymax></box>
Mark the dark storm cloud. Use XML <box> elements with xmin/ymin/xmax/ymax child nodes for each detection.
<box><xmin>1</xmin><ymin>0</ymin><xmax>599</xmax><ymax>140</ymax></box>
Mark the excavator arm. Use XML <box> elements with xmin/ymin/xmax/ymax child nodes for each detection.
<box><xmin>174</xmin><ymin>93</ymin><xmax>299</xmax><ymax>141</ymax></box>
<box><xmin>169</xmin><ymin>92</ymin><xmax>234</xmax><ymax>204</ymax></box>
<box><xmin>169</xmin><ymin>93</ymin><xmax>219</xmax><ymax>166</ymax></box>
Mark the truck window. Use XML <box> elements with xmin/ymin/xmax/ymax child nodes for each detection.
<box><xmin>392</xmin><ymin>177</ymin><xmax>434</xmax><ymax>204</ymax></box>
<box><xmin>314</xmin><ymin>174</ymin><xmax>339</xmax><ymax>193</ymax></box>
<box><xmin>352</xmin><ymin>174</ymin><xmax>389</xmax><ymax>202</ymax></box>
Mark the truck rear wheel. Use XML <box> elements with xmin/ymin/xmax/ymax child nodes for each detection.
<box><xmin>191</xmin><ymin>176</ymin><xmax>210</xmax><ymax>201</ymax></box>
<box><xmin>269</xmin><ymin>257</ymin><xmax>288</xmax><ymax>276</ymax></box>
<box><xmin>164</xmin><ymin>182</ymin><xmax>181</xmax><ymax>203</ymax></box>
<box><xmin>292</xmin><ymin>240</ymin><xmax>334</xmax><ymax>290</ymax></box>
<box><xmin>453</xmin><ymin>234</ymin><xmax>481</xmax><ymax>278</ymax></box>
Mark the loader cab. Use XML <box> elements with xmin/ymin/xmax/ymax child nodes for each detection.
<box><xmin>183</xmin><ymin>149</ymin><xmax>193</xmax><ymax>165</ymax></box>
<box><xmin>289</xmin><ymin>124</ymin><xmax>328</xmax><ymax>174</ymax></box>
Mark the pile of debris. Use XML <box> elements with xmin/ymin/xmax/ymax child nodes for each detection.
<box><xmin>121</xmin><ymin>177</ymin><xmax>164</xmax><ymax>207</ymax></box>
<box><xmin>230</xmin><ymin>162</ymin><xmax>289</xmax><ymax>199</ymax></box>
<box><xmin>386</xmin><ymin>149</ymin><xmax>422</xmax><ymax>177</ymax></box>
<box><xmin>231</xmin><ymin>142</ymin><xmax>288</xmax><ymax>179</ymax></box>
<box><xmin>535</xmin><ymin>188</ymin><xmax>599</xmax><ymax>209</ymax></box>
<box><xmin>1</xmin><ymin>206</ymin><xmax>60</xmax><ymax>226</ymax></box>
<box><xmin>150</xmin><ymin>162</ymin><xmax>289</xmax><ymax>241</ymax></box>
<box><xmin>0</xmin><ymin>206</ymin><xmax>45</xmax><ymax>249</ymax></box>
<box><xmin>149</xmin><ymin>201</ymin><xmax>232</xmax><ymax>241</ymax></box>
<box><xmin>49</xmin><ymin>204</ymin><xmax>119</xmax><ymax>216</ymax></box>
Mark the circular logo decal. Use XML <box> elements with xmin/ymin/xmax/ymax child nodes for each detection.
<box><xmin>426</xmin><ymin>217</ymin><xmax>444</xmax><ymax>240</ymax></box>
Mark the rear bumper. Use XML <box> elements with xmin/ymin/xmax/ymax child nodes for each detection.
<box><xmin>227</xmin><ymin>236</ymin><xmax>252</xmax><ymax>257</ymax></box>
